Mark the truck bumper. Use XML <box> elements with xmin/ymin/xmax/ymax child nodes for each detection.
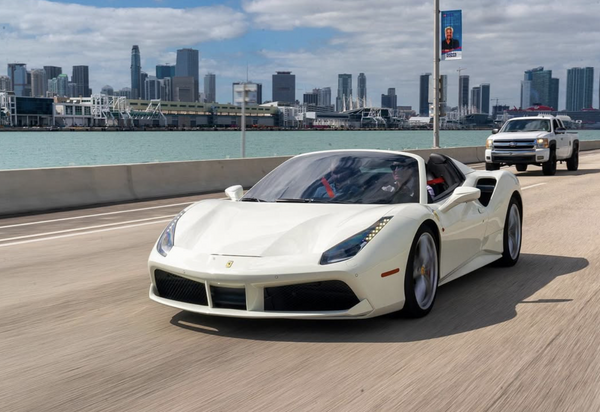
<box><xmin>485</xmin><ymin>148</ymin><xmax>549</xmax><ymax>164</ymax></box>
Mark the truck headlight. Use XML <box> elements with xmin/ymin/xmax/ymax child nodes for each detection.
<box><xmin>486</xmin><ymin>138</ymin><xmax>493</xmax><ymax>149</ymax></box>
<box><xmin>320</xmin><ymin>217</ymin><xmax>392</xmax><ymax>265</ymax></box>
<box><xmin>536</xmin><ymin>138</ymin><xmax>549</xmax><ymax>148</ymax></box>
<box><xmin>157</xmin><ymin>210</ymin><xmax>186</xmax><ymax>257</ymax></box>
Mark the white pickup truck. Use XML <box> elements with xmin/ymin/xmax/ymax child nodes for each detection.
<box><xmin>485</xmin><ymin>115</ymin><xmax>579</xmax><ymax>175</ymax></box>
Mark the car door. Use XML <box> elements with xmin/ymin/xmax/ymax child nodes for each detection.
<box><xmin>553</xmin><ymin>119</ymin><xmax>568</xmax><ymax>158</ymax></box>
<box><xmin>435</xmin><ymin>199</ymin><xmax>487</xmax><ymax>279</ymax></box>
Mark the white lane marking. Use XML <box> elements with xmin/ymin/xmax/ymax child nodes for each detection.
<box><xmin>0</xmin><ymin>215</ymin><xmax>175</xmax><ymax>243</ymax></box>
<box><xmin>0</xmin><ymin>219</ymin><xmax>172</xmax><ymax>248</ymax></box>
<box><xmin>0</xmin><ymin>202</ymin><xmax>193</xmax><ymax>229</ymax></box>
<box><xmin>522</xmin><ymin>183</ymin><xmax>547</xmax><ymax>190</ymax></box>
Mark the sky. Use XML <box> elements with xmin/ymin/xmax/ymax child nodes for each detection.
<box><xmin>1</xmin><ymin>0</ymin><xmax>599</xmax><ymax>110</ymax></box>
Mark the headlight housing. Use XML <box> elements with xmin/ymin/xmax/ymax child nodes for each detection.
<box><xmin>536</xmin><ymin>138</ymin><xmax>549</xmax><ymax>148</ymax></box>
<box><xmin>320</xmin><ymin>217</ymin><xmax>392</xmax><ymax>265</ymax></box>
<box><xmin>157</xmin><ymin>210</ymin><xmax>186</xmax><ymax>257</ymax></box>
<box><xmin>486</xmin><ymin>138</ymin><xmax>494</xmax><ymax>149</ymax></box>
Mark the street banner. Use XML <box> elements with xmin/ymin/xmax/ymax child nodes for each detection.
<box><xmin>441</xmin><ymin>10</ymin><xmax>462</xmax><ymax>61</ymax></box>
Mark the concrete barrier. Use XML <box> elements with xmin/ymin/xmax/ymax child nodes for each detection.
<box><xmin>0</xmin><ymin>142</ymin><xmax>598</xmax><ymax>217</ymax></box>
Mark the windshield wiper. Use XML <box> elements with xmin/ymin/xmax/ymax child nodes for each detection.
<box><xmin>276</xmin><ymin>198</ymin><xmax>314</xmax><ymax>203</ymax></box>
<box><xmin>240</xmin><ymin>197</ymin><xmax>265</xmax><ymax>202</ymax></box>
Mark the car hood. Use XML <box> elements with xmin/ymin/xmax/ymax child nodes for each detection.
<box><xmin>495</xmin><ymin>131</ymin><xmax>550</xmax><ymax>140</ymax></box>
<box><xmin>173</xmin><ymin>199</ymin><xmax>400</xmax><ymax>257</ymax></box>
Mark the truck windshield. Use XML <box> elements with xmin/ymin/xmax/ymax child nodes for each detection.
<box><xmin>501</xmin><ymin>119</ymin><xmax>551</xmax><ymax>133</ymax></box>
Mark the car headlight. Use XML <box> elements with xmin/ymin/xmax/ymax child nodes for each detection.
<box><xmin>157</xmin><ymin>210</ymin><xmax>186</xmax><ymax>257</ymax></box>
<box><xmin>536</xmin><ymin>138</ymin><xmax>549</xmax><ymax>148</ymax></box>
<box><xmin>486</xmin><ymin>138</ymin><xmax>494</xmax><ymax>149</ymax></box>
<box><xmin>320</xmin><ymin>217</ymin><xmax>392</xmax><ymax>265</ymax></box>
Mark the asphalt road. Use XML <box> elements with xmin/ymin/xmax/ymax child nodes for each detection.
<box><xmin>1</xmin><ymin>151</ymin><xmax>600</xmax><ymax>411</ymax></box>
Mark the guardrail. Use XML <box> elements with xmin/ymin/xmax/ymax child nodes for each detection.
<box><xmin>2</xmin><ymin>141</ymin><xmax>600</xmax><ymax>217</ymax></box>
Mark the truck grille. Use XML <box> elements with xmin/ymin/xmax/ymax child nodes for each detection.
<box><xmin>493</xmin><ymin>140</ymin><xmax>536</xmax><ymax>150</ymax></box>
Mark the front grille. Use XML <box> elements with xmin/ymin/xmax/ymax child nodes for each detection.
<box><xmin>493</xmin><ymin>155</ymin><xmax>535</xmax><ymax>163</ymax></box>
<box><xmin>211</xmin><ymin>286</ymin><xmax>247</xmax><ymax>310</ymax></box>
<box><xmin>494</xmin><ymin>140</ymin><xmax>536</xmax><ymax>150</ymax></box>
<box><xmin>154</xmin><ymin>270</ymin><xmax>208</xmax><ymax>306</ymax></box>
<box><xmin>264</xmin><ymin>281</ymin><xmax>359</xmax><ymax>312</ymax></box>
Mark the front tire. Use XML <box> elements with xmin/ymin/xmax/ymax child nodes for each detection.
<box><xmin>515</xmin><ymin>164</ymin><xmax>527</xmax><ymax>172</ymax></box>
<box><xmin>486</xmin><ymin>162</ymin><xmax>500</xmax><ymax>171</ymax></box>
<box><xmin>497</xmin><ymin>197</ymin><xmax>522</xmax><ymax>266</ymax></box>
<box><xmin>402</xmin><ymin>226</ymin><xmax>439</xmax><ymax>318</ymax></box>
<box><xmin>542</xmin><ymin>149</ymin><xmax>557</xmax><ymax>175</ymax></box>
<box><xmin>567</xmin><ymin>143</ymin><xmax>579</xmax><ymax>171</ymax></box>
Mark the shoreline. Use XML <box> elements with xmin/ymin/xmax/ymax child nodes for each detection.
<box><xmin>0</xmin><ymin>126</ymin><xmax>503</xmax><ymax>132</ymax></box>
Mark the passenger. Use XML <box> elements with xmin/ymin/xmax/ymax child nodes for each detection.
<box><xmin>314</xmin><ymin>157</ymin><xmax>361</xmax><ymax>200</ymax></box>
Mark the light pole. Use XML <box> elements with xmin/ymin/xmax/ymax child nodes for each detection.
<box><xmin>433</xmin><ymin>0</ymin><xmax>440</xmax><ymax>148</ymax></box>
<box><xmin>241</xmin><ymin>82</ymin><xmax>246</xmax><ymax>158</ymax></box>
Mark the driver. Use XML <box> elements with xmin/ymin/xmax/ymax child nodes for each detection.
<box><xmin>382</xmin><ymin>159</ymin><xmax>419</xmax><ymax>203</ymax></box>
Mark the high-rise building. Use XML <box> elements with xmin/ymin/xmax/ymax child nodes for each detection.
<box><xmin>204</xmin><ymin>73</ymin><xmax>216</xmax><ymax>103</ymax></box>
<box><xmin>458</xmin><ymin>75</ymin><xmax>469</xmax><ymax>115</ymax></box>
<box><xmin>303</xmin><ymin>91</ymin><xmax>318</xmax><ymax>105</ymax></box>
<box><xmin>521</xmin><ymin>67</ymin><xmax>558</xmax><ymax>109</ymax></box>
<box><xmin>162</xmin><ymin>77</ymin><xmax>172</xmax><ymax>101</ymax></box>
<box><xmin>429</xmin><ymin>74</ymin><xmax>447</xmax><ymax>115</ymax></box>
<box><xmin>72</xmin><ymin>65</ymin><xmax>90</xmax><ymax>97</ymax></box>
<box><xmin>336</xmin><ymin>74</ymin><xmax>352</xmax><ymax>112</ymax></box>
<box><xmin>232</xmin><ymin>82</ymin><xmax>262</xmax><ymax>106</ymax></box>
<box><xmin>140</xmin><ymin>72</ymin><xmax>148</xmax><ymax>100</ymax></box>
<box><xmin>318</xmin><ymin>87</ymin><xmax>331</xmax><ymax>108</ymax></box>
<box><xmin>0</xmin><ymin>75</ymin><xmax>10</xmax><ymax>91</ymax></box>
<box><xmin>145</xmin><ymin>76</ymin><xmax>162</xmax><ymax>100</ymax></box>
<box><xmin>480</xmin><ymin>83</ymin><xmax>490</xmax><ymax>114</ymax></box>
<box><xmin>44</xmin><ymin>66</ymin><xmax>62</xmax><ymax>82</ymax></box>
<box><xmin>31</xmin><ymin>69</ymin><xmax>47</xmax><ymax>97</ymax></box>
<box><xmin>272</xmin><ymin>71</ymin><xmax>295</xmax><ymax>104</ymax></box>
<box><xmin>156</xmin><ymin>64</ymin><xmax>175</xmax><ymax>80</ymax></box>
<box><xmin>566</xmin><ymin>67</ymin><xmax>593</xmax><ymax>111</ymax></box>
<box><xmin>471</xmin><ymin>87</ymin><xmax>481</xmax><ymax>114</ymax></box>
<box><xmin>381</xmin><ymin>88</ymin><xmax>397</xmax><ymax>109</ymax></box>
<box><xmin>419</xmin><ymin>73</ymin><xmax>430</xmax><ymax>116</ymax></box>
<box><xmin>550</xmin><ymin>78</ymin><xmax>559</xmax><ymax>111</ymax></box>
<box><xmin>67</xmin><ymin>82</ymin><xmax>78</xmax><ymax>98</ymax></box>
<box><xmin>101</xmin><ymin>85</ymin><xmax>114</xmax><ymax>96</ymax></box>
<box><xmin>56</xmin><ymin>74</ymin><xmax>69</xmax><ymax>97</ymax></box>
<box><xmin>176</xmin><ymin>48</ymin><xmax>199</xmax><ymax>101</ymax></box>
<box><xmin>357</xmin><ymin>73</ymin><xmax>367</xmax><ymax>107</ymax></box>
<box><xmin>173</xmin><ymin>76</ymin><xmax>195</xmax><ymax>102</ymax></box>
<box><xmin>131</xmin><ymin>45</ymin><xmax>142</xmax><ymax>99</ymax></box>
<box><xmin>8</xmin><ymin>63</ymin><xmax>27</xmax><ymax>96</ymax></box>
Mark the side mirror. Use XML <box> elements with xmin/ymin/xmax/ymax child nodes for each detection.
<box><xmin>555</xmin><ymin>127</ymin><xmax>566</xmax><ymax>134</ymax></box>
<box><xmin>492</xmin><ymin>128</ymin><xmax>499</xmax><ymax>134</ymax></box>
<box><xmin>439</xmin><ymin>187</ymin><xmax>481</xmax><ymax>213</ymax></box>
<box><xmin>225</xmin><ymin>185</ymin><xmax>243</xmax><ymax>201</ymax></box>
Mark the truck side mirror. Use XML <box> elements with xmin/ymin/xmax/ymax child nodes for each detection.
<box><xmin>555</xmin><ymin>127</ymin><xmax>566</xmax><ymax>134</ymax></box>
<box><xmin>492</xmin><ymin>128</ymin><xmax>499</xmax><ymax>134</ymax></box>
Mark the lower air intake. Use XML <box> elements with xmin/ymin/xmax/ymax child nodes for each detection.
<box><xmin>154</xmin><ymin>270</ymin><xmax>208</xmax><ymax>306</ymax></box>
<box><xmin>264</xmin><ymin>281</ymin><xmax>359</xmax><ymax>312</ymax></box>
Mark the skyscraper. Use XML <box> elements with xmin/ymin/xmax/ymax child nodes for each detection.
<box><xmin>550</xmin><ymin>78</ymin><xmax>559</xmax><ymax>111</ymax></box>
<box><xmin>140</xmin><ymin>71</ymin><xmax>148</xmax><ymax>100</ymax></box>
<box><xmin>381</xmin><ymin>88</ymin><xmax>397</xmax><ymax>109</ymax></box>
<box><xmin>471</xmin><ymin>86</ymin><xmax>481</xmax><ymax>114</ymax></box>
<box><xmin>7</xmin><ymin>63</ymin><xmax>27</xmax><ymax>96</ymax></box>
<box><xmin>176</xmin><ymin>48</ymin><xmax>199</xmax><ymax>101</ymax></box>
<box><xmin>566</xmin><ymin>67</ymin><xmax>593</xmax><ymax>111</ymax></box>
<box><xmin>145</xmin><ymin>76</ymin><xmax>162</xmax><ymax>100</ymax></box>
<box><xmin>336</xmin><ymin>74</ymin><xmax>352</xmax><ymax>112</ymax></box>
<box><xmin>43</xmin><ymin>66</ymin><xmax>62</xmax><ymax>82</ymax></box>
<box><xmin>272</xmin><ymin>71</ymin><xmax>295</xmax><ymax>104</ymax></box>
<box><xmin>522</xmin><ymin>67</ymin><xmax>558</xmax><ymax>109</ymax></box>
<box><xmin>31</xmin><ymin>69</ymin><xmax>47</xmax><ymax>97</ymax></box>
<box><xmin>72</xmin><ymin>65</ymin><xmax>90</xmax><ymax>97</ymax></box>
<box><xmin>458</xmin><ymin>75</ymin><xmax>469</xmax><ymax>115</ymax></box>
<box><xmin>131</xmin><ymin>45</ymin><xmax>142</xmax><ymax>99</ymax></box>
<box><xmin>357</xmin><ymin>73</ymin><xmax>367</xmax><ymax>107</ymax></box>
<box><xmin>0</xmin><ymin>75</ymin><xmax>10</xmax><ymax>91</ymax></box>
<box><xmin>56</xmin><ymin>73</ymin><xmax>69</xmax><ymax>97</ymax></box>
<box><xmin>318</xmin><ymin>87</ymin><xmax>331</xmax><ymax>108</ymax></box>
<box><xmin>480</xmin><ymin>83</ymin><xmax>490</xmax><ymax>114</ymax></box>
<box><xmin>204</xmin><ymin>73</ymin><xmax>216</xmax><ymax>103</ymax></box>
<box><xmin>419</xmin><ymin>73</ymin><xmax>430</xmax><ymax>116</ymax></box>
<box><xmin>156</xmin><ymin>64</ymin><xmax>175</xmax><ymax>80</ymax></box>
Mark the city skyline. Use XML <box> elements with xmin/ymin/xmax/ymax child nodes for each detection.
<box><xmin>1</xmin><ymin>0</ymin><xmax>600</xmax><ymax>110</ymax></box>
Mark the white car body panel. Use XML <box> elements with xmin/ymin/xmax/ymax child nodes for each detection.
<box><xmin>148</xmin><ymin>150</ymin><xmax>522</xmax><ymax>319</ymax></box>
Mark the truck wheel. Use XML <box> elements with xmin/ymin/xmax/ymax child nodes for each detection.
<box><xmin>486</xmin><ymin>162</ymin><xmax>500</xmax><ymax>171</ymax></box>
<box><xmin>566</xmin><ymin>143</ymin><xmax>579</xmax><ymax>171</ymax></box>
<box><xmin>542</xmin><ymin>149</ymin><xmax>557</xmax><ymax>176</ymax></box>
<box><xmin>515</xmin><ymin>164</ymin><xmax>527</xmax><ymax>172</ymax></box>
<box><xmin>497</xmin><ymin>196</ymin><xmax>522</xmax><ymax>267</ymax></box>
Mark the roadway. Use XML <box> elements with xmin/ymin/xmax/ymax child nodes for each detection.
<box><xmin>1</xmin><ymin>150</ymin><xmax>600</xmax><ymax>411</ymax></box>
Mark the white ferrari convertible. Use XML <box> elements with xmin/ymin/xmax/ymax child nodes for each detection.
<box><xmin>148</xmin><ymin>150</ymin><xmax>522</xmax><ymax>319</ymax></box>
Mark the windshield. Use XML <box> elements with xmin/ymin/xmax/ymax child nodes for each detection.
<box><xmin>243</xmin><ymin>151</ymin><xmax>420</xmax><ymax>204</ymax></box>
<box><xmin>501</xmin><ymin>119</ymin><xmax>551</xmax><ymax>133</ymax></box>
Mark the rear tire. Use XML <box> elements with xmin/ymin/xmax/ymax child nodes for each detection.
<box><xmin>497</xmin><ymin>197</ymin><xmax>522</xmax><ymax>267</ymax></box>
<box><xmin>486</xmin><ymin>162</ymin><xmax>500</xmax><ymax>171</ymax></box>
<box><xmin>567</xmin><ymin>143</ymin><xmax>579</xmax><ymax>171</ymax></box>
<box><xmin>515</xmin><ymin>164</ymin><xmax>527</xmax><ymax>172</ymax></box>
<box><xmin>542</xmin><ymin>149</ymin><xmax>557</xmax><ymax>175</ymax></box>
<box><xmin>402</xmin><ymin>226</ymin><xmax>439</xmax><ymax>318</ymax></box>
